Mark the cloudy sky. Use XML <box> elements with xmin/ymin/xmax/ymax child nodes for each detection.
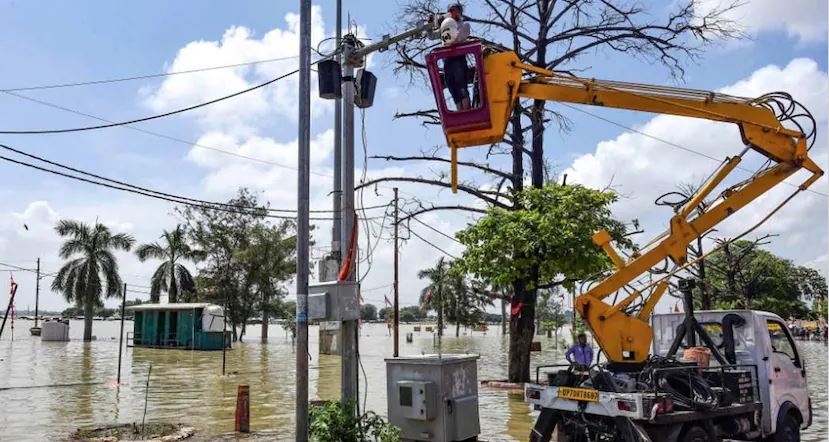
<box><xmin>0</xmin><ymin>1</ymin><xmax>825</xmax><ymax>314</ymax></box>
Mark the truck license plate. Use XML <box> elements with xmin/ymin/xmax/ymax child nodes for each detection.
<box><xmin>557</xmin><ymin>387</ymin><xmax>599</xmax><ymax>402</ymax></box>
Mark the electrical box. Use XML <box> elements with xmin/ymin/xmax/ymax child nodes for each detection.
<box><xmin>397</xmin><ymin>380</ymin><xmax>437</xmax><ymax>420</ymax></box>
<box><xmin>386</xmin><ymin>354</ymin><xmax>480</xmax><ymax>441</ymax></box>
<box><xmin>318</xmin><ymin>257</ymin><xmax>339</xmax><ymax>282</ymax></box>
<box><xmin>317</xmin><ymin>59</ymin><xmax>342</xmax><ymax>99</ymax></box>
<box><xmin>354</xmin><ymin>69</ymin><xmax>377</xmax><ymax>108</ymax></box>
<box><xmin>308</xmin><ymin>280</ymin><xmax>359</xmax><ymax>322</ymax></box>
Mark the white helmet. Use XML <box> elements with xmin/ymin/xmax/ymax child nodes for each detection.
<box><xmin>440</xmin><ymin>17</ymin><xmax>459</xmax><ymax>45</ymax></box>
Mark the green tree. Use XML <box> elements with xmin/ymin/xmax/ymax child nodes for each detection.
<box><xmin>456</xmin><ymin>184</ymin><xmax>629</xmax><ymax>381</ymax></box>
<box><xmin>399</xmin><ymin>306</ymin><xmax>425</xmax><ymax>323</ymax></box>
<box><xmin>135</xmin><ymin>225</ymin><xmax>205</xmax><ymax>303</ymax></box>
<box><xmin>361</xmin><ymin>304</ymin><xmax>378</xmax><ymax>321</ymax></box>
<box><xmin>235</xmin><ymin>222</ymin><xmax>296</xmax><ymax>342</ymax></box>
<box><xmin>378</xmin><ymin>307</ymin><xmax>390</xmax><ymax>320</ymax></box>
<box><xmin>51</xmin><ymin>220</ymin><xmax>135</xmax><ymax>341</ymax></box>
<box><xmin>705</xmin><ymin>239</ymin><xmax>823</xmax><ymax>319</ymax></box>
<box><xmin>418</xmin><ymin>257</ymin><xmax>452</xmax><ymax>336</ymax></box>
<box><xmin>537</xmin><ymin>288</ymin><xmax>568</xmax><ymax>342</ymax></box>
<box><xmin>179</xmin><ymin>188</ymin><xmax>302</xmax><ymax>341</ymax></box>
<box><xmin>281</xmin><ymin>300</ymin><xmax>297</xmax><ymax>340</ymax></box>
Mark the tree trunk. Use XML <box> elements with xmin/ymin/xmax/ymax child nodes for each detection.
<box><xmin>509</xmin><ymin>279</ymin><xmax>537</xmax><ymax>382</ymax></box>
<box><xmin>169</xmin><ymin>267</ymin><xmax>178</xmax><ymax>304</ymax></box>
<box><xmin>261</xmin><ymin>293</ymin><xmax>269</xmax><ymax>344</ymax></box>
<box><xmin>83</xmin><ymin>297</ymin><xmax>94</xmax><ymax>342</ymax></box>
<box><xmin>456</xmin><ymin>321</ymin><xmax>460</xmax><ymax>337</ymax></box>
<box><xmin>501</xmin><ymin>297</ymin><xmax>507</xmax><ymax>336</ymax></box>
<box><xmin>437</xmin><ymin>286</ymin><xmax>444</xmax><ymax>337</ymax></box>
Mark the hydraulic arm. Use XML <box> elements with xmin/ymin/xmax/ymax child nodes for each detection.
<box><xmin>429</xmin><ymin>46</ymin><xmax>824</xmax><ymax>364</ymax></box>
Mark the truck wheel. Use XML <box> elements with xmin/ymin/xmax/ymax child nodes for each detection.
<box><xmin>772</xmin><ymin>413</ymin><xmax>801</xmax><ymax>442</ymax></box>
<box><xmin>680</xmin><ymin>425</ymin><xmax>710</xmax><ymax>442</ymax></box>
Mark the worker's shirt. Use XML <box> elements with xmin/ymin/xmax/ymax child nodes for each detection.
<box><xmin>565</xmin><ymin>343</ymin><xmax>593</xmax><ymax>366</ymax></box>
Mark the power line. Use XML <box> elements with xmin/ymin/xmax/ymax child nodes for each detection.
<box><xmin>1</xmin><ymin>55</ymin><xmax>301</xmax><ymax>92</ymax></box>
<box><xmin>0</xmin><ymin>143</ymin><xmax>383</xmax><ymax>214</ymax></box>
<box><xmin>3</xmin><ymin>81</ymin><xmax>335</xmax><ymax>178</ymax></box>
<box><xmin>407</xmin><ymin>227</ymin><xmax>458</xmax><ymax>259</ymax></box>
<box><xmin>0</xmin><ymin>68</ymin><xmax>301</xmax><ymax>135</ymax></box>
<box><xmin>560</xmin><ymin>103</ymin><xmax>828</xmax><ymax>198</ymax></box>
<box><xmin>406</xmin><ymin>213</ymin><xmax>464</xmax><ymax>245</ymax></box>
<box><xmin>0</xmin><ymin>149</ymin><xmax>383</xmax><ymax>221</ymax></box>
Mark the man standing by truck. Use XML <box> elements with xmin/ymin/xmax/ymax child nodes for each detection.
<box><xmin>564</xmin><ymin>333</ymin><xmax>593</xmax><ymax>369</ymax></box>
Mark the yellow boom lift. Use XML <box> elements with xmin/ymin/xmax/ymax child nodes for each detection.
<box><xmin>426</xmin><ymin>42</ymin><xmax>823</xmax><ymax>364</ymax></box>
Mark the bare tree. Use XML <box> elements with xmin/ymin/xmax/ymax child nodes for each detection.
<box><xmin>362</xmin><ymin>0</ymin><xmax>742</xmax><ymax>382</ymax></box>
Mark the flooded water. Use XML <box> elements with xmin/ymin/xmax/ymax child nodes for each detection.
<box><xmin>0</xmin><ymin>320</ymin><xmax>826</xmax><ymax>441</ymax></box>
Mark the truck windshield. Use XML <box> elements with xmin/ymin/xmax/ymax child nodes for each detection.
<box><xmin>701</xmin><ymin>322</ymin><xmax>724</xmax><ymax>347</ymax></box>
<box><xmin>767</xmin><ymin>321</ymin><xmax>798</xmax><ymax>362</ymax></box>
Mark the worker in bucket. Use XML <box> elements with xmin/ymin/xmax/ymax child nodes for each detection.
<box><xmin>436</xmin><ymin>3</ymin><xmax>472</xmax><ymax>111</ymax></box>
<box><xmin>565</xmin><ymin>333</ymin><xmax>594</xmax><ymax>369</ymax></box>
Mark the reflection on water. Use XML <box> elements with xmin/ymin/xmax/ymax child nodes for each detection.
<box><xmin>1</xmin><ymin>320</ymin><xmax>826</xmax><ymax>441</ymax></box>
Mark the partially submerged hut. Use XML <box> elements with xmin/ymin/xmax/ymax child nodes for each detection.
<box><xmin>126</xmin><ymin>303</ymin><xmax>229</xmax><ymax>350</ymax></box>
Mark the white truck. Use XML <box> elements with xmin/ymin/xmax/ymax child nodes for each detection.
<box><xmin>525</xmin><ymin>310</ymin><xmax>812</xmax><ymax>442</ymax></box>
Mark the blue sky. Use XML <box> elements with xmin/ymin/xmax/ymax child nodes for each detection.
<box><xmin>0</xmin><ymin>1</ymin><xmax>826</xmax><ymax>313</ymax></box>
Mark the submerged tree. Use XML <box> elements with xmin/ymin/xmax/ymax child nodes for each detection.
<box><xmin>456</xmin><ymin>183</ymin><xmax>629</xmax><ymax>380</ymax></box>
<box><xmin>178</xmin><ymin>188</ymin><xmax>301</xmax><ymax>342</ymax></box>
<box><xmin>418</xmin><ymin>257</ymin><xmax>452</xmax><ymax>336</ymax></box>
<box><xmin>705</xmin><ymin>238</ymin><xmax>826</xmax><ymax>319</ymax></box>
<box><xmin>135</xmin><ymin>225</ymin><xmax>205</xmax><ymax>303</ymax></box>
<box><xmin>362</xmin><ymin>0</ymin><xmax>742</xmax><ymax>382</ymax></box>
<box><xmin>51</xmin><ymin>220</ymin><xmax>135</xmax><ymax>341</ymax></box>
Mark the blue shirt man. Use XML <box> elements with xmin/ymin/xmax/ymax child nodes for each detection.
<box><xmin>565</xmin><ymin>333</ymin><xmax>594</xmax><ymax>367</ymax></box>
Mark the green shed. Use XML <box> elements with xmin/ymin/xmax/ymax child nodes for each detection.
<box><xmin>126</xmin><ymin>303</ymin><xmax>230</xmax><ymax>351</ymax></box>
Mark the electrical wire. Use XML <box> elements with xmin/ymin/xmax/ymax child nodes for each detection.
<box><xmin>0</xmin><ymin>144</ymin><xmax>384</xmax><ymax>214</ymax></box>
<box><xmin>0</xmin><ymin>150</ymin><xmax>384</xmax><ymax>221</ymax></box>
<box><xmin>0</xmin><ymin>55</ymin><xmax>302</xmax><ymax>92</ymax></box>
<box><xmin>406</xmin><ymin>212</ymin><xmax>464</xmax><ymax>245</ymax></box>
<box><xmin>560</xmin><ymin>103</ymin><xmax>828</xmax><ymax>198</ymax></box>
<box><xmin>0</xmin><ymin>68</ymin><xmax>303</xmax><ymax>134</ymax></box>
<box><xmin>408</xmin><ymin>227</ymin><xmax>458</xmax><ymax>259</ymax></box>
<box><xmin>4</xmin><ymin>90</ymin><xmax>334</xmax><ymax>177</ymax></box>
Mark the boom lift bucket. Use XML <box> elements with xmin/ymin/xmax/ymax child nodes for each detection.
<box><xmin>426</xmin><ymin>43</ymin><xmax>520</xmax><ymax>191</ymax></box>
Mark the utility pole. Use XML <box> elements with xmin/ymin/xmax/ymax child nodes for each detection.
<box><xmin>296</xmin><ymin>0</ymin><xmax>312</xmax><ymax>440</ymax></box>
<box><xmin>334</xmin><ymin>17</ymin><xmax>433</xmax><ymax>413</ymax></box>
<box><xmin>117</xmin><ymin>283</ymin><xmax>126</xmax><ymax>384</ymax></box>
<box><xmin>393</xmin><ymin>188</ymin><xmax>399</xmax><ymax>357</ymax></box>
<box><xmin>340</xmin><ymin>35</ymin><xmax>359</xmax><ymax>411</ymax></box>
<box><xmin>33</xmin><ymin>258</ymin><xmax>40</xmax><ymax>328</ymax></box>
<box><xmin>332</xmin><ymin>0</ymin><xmax>342</xmax><ymax>262</ymax></box>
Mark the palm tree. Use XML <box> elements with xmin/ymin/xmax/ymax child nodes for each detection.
<box><xmin>51</xmin><ymin>220</ymin><xmax>135</xmax><ymax>341</ymax></box>
<box><xmin>135</xmin><ymin>225</ymin><xmax>205</xmax><ymax>303</ymax></box>
<box><xmin>418</xmin><ymin>257</ymin><xmax>452</xmax><ymax>337</ymax></box>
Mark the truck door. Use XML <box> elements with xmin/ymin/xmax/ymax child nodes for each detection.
<box><xmin>765</xmin><ymin>319</ymin><xmax>809</xmax><ymax>430</ymax></box>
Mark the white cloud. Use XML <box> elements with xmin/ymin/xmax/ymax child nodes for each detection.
<box><xmin>565</xmin><ymin>58</ymin><xmax>828</xmax><ymax>276</ymax></box>
<box><xmin>697</xmin><ymin>0</ymin><xmax>828</xmax><ymax>42</ymax></box>
<box><xmin>144</xmin><ymin>6</ymin><xmax>331</xmax><ymax>135</ymax></box>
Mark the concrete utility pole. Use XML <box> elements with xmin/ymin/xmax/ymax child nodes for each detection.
<box><xmin>296</xmin><ymin>0</ymin><xmax>312</xmax><ymax>439</ymax></box>
<box><xmin>332</xmin><ymin>0</ymin><xmax>342</xmax><ymax>261</ymax></box>
<box><xmin>340</xmin><ymin>36</ymin><xmax>359</xmax><ymax>410</ymax></box>
<box><xmin>336</xmin><ymin>17</ymin><xmax>433</xmax><ymax>411</ymax></box>
<box><xmin>393</xmin><ymin>187</ymin><xmax>400</xmax><ymax>357</ymax></box>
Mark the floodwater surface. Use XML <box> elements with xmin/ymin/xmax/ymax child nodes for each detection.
<box><xmin>0</xmin><ymin>320</ymin><xmax>826</xmax><ymax>441</ymax></box>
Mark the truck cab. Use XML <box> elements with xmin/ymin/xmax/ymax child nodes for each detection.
<box><xmin>526</xmin><ymin>310</ymin><xmax>811</xmax><ymax>442</ymax></box>
<box><xmin>652</xmin><ymin>310</ymin><xmax>811</xmax><ymax>438</ymax></box>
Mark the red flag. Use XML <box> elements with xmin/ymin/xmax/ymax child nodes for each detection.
<box><xmin>421</xmin><ymin>287</ymin><xmax>432</xmax><ymax>309</ymax></box>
